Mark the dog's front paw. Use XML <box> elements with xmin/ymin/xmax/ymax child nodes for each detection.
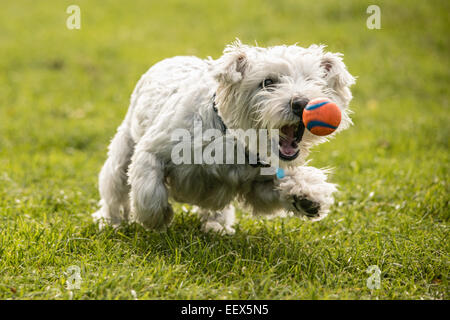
<box><xmin>277</xmin><ymin>166</ymin><xmax>337</xmax><ymax>220</ymax></box>
<box><xmin>292</xmin><ymin>195</ymin><xmax>321</xmax><ymax>218</ymax></box>
<box><xmin>283</xmin><ymin>189</ymin><xmax>332</xmax><ymax>220</ymax></box>
<box><xmin>202</xmin><ymin>221</ymin><xmax>236</xmax><ymax>235</ymax></box>
<box><xmin>198</xmin><ymin>205</ymin><xmax>236</xmax><ymax>235</ymax></box>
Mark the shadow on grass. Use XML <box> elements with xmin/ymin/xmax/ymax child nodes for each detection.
<box><xmin>80</xmin><ymin>210</ymin><xmax>319</xmax><ymax>278</ymax></box>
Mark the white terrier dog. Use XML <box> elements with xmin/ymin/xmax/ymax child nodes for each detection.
<box><xmin>92</xmin><ymin>40</ymin><xmax>355</xmax><ymax>234</ymax></box>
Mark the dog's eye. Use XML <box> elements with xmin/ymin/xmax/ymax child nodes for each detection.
<box><xmin>262</xmin><ymin>78</ymin><xmax>275</xmax><ymax>88</ymax></box>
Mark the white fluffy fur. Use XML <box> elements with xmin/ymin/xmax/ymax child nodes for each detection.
<box><xmin>92</xmin><ymin>40</ymin><xmax>355</xmax><ymax>233</ymax></box>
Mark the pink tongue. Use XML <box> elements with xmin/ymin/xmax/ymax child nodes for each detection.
<box><xmin>280</xmin><ymin>125</ymin><xmax>297</xmax><ymax>156</ymax></box>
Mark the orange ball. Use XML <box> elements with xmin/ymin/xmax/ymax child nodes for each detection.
<box><xmin>302</xmin><ymin>98</ymin><xmax>341</xmax><ymax>136</ymax></box>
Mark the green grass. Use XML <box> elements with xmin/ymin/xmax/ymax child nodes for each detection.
<box><xmin>0</xmin><ymin>0</ymin><xmax>448</xmax><ymax>299</ymax></box>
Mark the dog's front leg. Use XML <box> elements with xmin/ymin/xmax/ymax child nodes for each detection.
<box><xmin>128</xmin><ymin>142</ymin><xmax>173</xmax><ymax>231</ymax></box>
<box><xmin>276</xmin><ymin>166</ymin><xmax>337</xmax><ymax>220</ymax></box>
<box><xmin>197</xmin><ymin>204</ymin><xmax>236</xmax><ymax>235</ymax></box>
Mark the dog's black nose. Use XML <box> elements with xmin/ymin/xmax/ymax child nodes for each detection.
<box><xmin>291</xmin><ymin>98</ymin><xmax>309</xmax><ymax>116</ymax></box>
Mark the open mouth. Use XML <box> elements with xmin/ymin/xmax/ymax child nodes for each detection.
<box><xmin>279</xmin><ymin>123</ymin><xmax>304</xmax><ymax>161</ymax></box>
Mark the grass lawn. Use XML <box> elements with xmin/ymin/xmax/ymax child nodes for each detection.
<box><xmin>0</xmin><ymin>0</ymin><xmax>448</xmax><ymax>299</ymax></box>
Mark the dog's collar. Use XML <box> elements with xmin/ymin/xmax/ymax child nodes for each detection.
<box><xmin>211</xmin><ymin>94</ymin><xmax>270</xmax><ymax>168</ymax></box>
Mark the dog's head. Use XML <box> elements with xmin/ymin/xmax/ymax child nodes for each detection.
<box><xmin>212</xmin><ymin>40</ymin><xmax>355</xmax><ymax>166</ymax></box>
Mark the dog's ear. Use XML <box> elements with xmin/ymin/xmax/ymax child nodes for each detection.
<box><xmin>213</xmin><ymin>41</ymin><xmax>248</xmax><ymax>84</ymax></box>
<box><xmin>320</xmin><ymin>52</ymin><xmax>355</xmax><ymax>100</ymax></box>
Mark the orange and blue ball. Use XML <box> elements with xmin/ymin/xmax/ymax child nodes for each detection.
<box><xmin>302</xmin><ymin>98</ymin><xmax>341</xmax><ymax>136</ymax></box>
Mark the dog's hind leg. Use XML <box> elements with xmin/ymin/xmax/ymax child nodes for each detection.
<box><xmin>197</xmin><ymin>204</ymin><xmax>236</xmax><ymax>235</ymax></box>
<box><xmin>92</xmin><ymin>124</ymin><xmax>134</xmax><ymax>229</ymax></box>
<box><xmin>128</xmin><ymin>143</ymin><xmax>174</xmax><ymax>231</ymax></box>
